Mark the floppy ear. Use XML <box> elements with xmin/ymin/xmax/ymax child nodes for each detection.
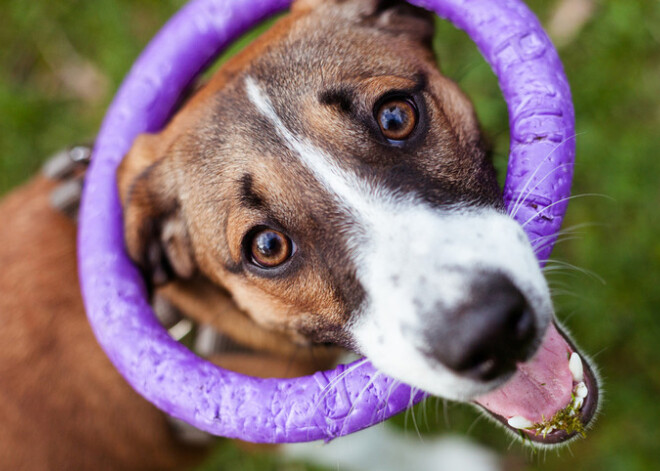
<box><xmin>117</xmin><ymin>134</ymin><xmax>196</xmax><ymax>288</ymax></box>
<box><xmin>364</xmin><ymin>0</ymin><xmax>435</xmax><ymax>46</ymax></box>
<box><xmin>293</xmin><ymin>0</ymin><xmax>435</xmax><ymax>47</ymax></box>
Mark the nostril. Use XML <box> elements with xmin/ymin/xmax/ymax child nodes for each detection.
<box><xmin>423</xmin><ymin>272</ymin><xmax>538</xmax><ymax>382</ymax></box>
<box><xmin>458</xmin><ymin>350</ymin><xmax>500</xmax><ymax>381</ymax></box>
<box><xmin>511</xmin><ymin>303</ymin><xmax>535</xmax><ymax>342</ymax></box>
<box><xmin>503</xmin><ymin>290</ymin><xmax>535</xmax><ymax>343</ymax></box>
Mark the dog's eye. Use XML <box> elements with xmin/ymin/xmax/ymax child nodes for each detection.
<box><xmin>375</xmin><ymin>97</ymin><xmax>418</xmax><ymax>141</ymax></box>
<box><xmin>247</xmin><ymin>228</ymin><xmax>293</xmax><ymax>268</ymax></box>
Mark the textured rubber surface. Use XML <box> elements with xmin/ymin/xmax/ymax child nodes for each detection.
<box><xmin>78</xmin><ymin>0</ymin><xmax>574</xmax><ymax>443</ymax></box>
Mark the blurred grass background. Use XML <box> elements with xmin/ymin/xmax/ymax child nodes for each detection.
<box><xmin>1</xmin><ymin>0</ymin><xmax>659</xmax><ymax>470</ymax></box>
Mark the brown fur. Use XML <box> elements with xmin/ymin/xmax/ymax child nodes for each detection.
<box><xmin>0</xmin><ymin>178</ymin><xmax>335</xmax><ymax>470</ymax></box>
<box><xmin>118</xmin><ymin>0</ymin><xmax>497</xmax><ymax>349</ymax></box>
<box><xmin>0</xmin><ymin>178</ymin><xmax>201</xmax><ymax>470</ymax></box>
<box><xmin>0</xmin><ymin>0</ymin><xmax>496</xmax><ymax>468</ymax></box>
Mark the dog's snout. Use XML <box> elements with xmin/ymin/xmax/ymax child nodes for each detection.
<box><xmin>424</xmin><ymin>273</ymin><xmax>536</xmax><ymax>382</ymax></box>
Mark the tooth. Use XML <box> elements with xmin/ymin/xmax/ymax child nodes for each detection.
<box><xmin>542</xmin><ymin>425</ymin><xmax>556</xmax><ymax>438</ymax></box>
<box><xmin>573</xmin><ymin>396</ymin><xmax>584</xmax><ymax>411</ymax></box>
<box><xmin>575</xmin><ymin>381</ymin><xmax>588</xmax><ymax>398</ymax></box>
<box><xmin>569</xmin><ymin>352</ymin><xmax>584</xmax><ymax>382</ymax></box>
<box><xmin>508</xmin><ymin>416</ymin><xmax>534</xmax><ymax>429</ymax></box>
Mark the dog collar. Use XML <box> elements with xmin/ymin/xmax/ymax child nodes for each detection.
<box><xmin>78</xmin><ymin>0</ymin><xmax>575</xmax><ymax>443</ymax></box>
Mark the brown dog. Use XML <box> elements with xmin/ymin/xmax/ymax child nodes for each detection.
<box><xmin>0</xmin><ymin>0</ymin><xmax>598</xmax><ymax>469</ymax></box>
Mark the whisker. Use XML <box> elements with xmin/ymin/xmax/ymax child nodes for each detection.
<box><xmin>508</xmin><ymin>132</ymin><xmax>584</xmax><ymax>219</ymax></box>
<box><xmin>566</xmin><ymin>442</ymin><xmax>575</xmax><ymax>458</ymax></box>
<box><xmin>434</xmin><ymin>397</ymin><xmax>440</xmax><ymax>426</ymax></box>
<box><xmin>589</xmin><ymin>346</ymin><xmax>609</xmax><ymax>360</ymax></box>
<box><xmin>465</xmin><ymin>412</ymin><xmax>484</xmax><ymax>436</ymax></box>
<box><xmin>520</xmin><ymin>193</ymin><xmax>611</xmax><ymax>231</ymax></box>
<box><xmin>558</xmin><ymin>309</ymin><xmax>580</xmax><ymax>323</ymax></box>
<box><xmin>321</xmin><ymin>359</ymin><xmax>367</xmax><ymax>395</ymax></box>
<box><xmin>311</xmin><ymin>358</ymin><xmax>369</xmax><ymax>415</ymax></box>
<box><xmin>533</xmin><ymin>235</ymin><xmax>583</xmax><ymax>256</ymax></box>
<box><xmin>421</xmin><ymin>396</ymin><xmax>430</xmax><ymax>431</ymax></box>
<box><xmin>509</xmin><ymin>162</ymin><xmax>573</xmax><ymax>219</ymax></box>
<box><xmin>547</xmin><ymin>280</ymin><xmax>572</xmax><ymax>290</ymax></box>
<box><xmin>507</xmin><ymin>433</ymin><xmax>519</xmax><ymax>450</ymax></box>
<box><xmin>403</xmin><ymin>402</ymin><xmax>410</xmax><ymax>435</ymax></box>
<box><xmin>549</xmin><ymin>289</ymin><xmax>587</xmax><ymax>299</ymax></box>
<box><xmin>541</xmin><ymin>234</ymin><xmax>583</xmax><ymax>247</ymax></box>
<box><xmin>408</xmin><ymin>388</ymin><xmax>424</xmax><ymax>443</ymax></box>
<box><xmin>548</xmin><ymin>280</ymin><xmax>573</xmax><ymax>290</ymax></box>
<box><xmin>544</xmin><ymin>265</ymin><xmax>584</xmax><ymax>275</ymax></box>
<box><xmin>380</xmin><ymin>379</ymin><xmax>403</xmax><ymax>421</ymax></box>
<box><xmin>541</xmin><ymin>259</ymin><xmax>606</xmax><ymax>284</ymax></box>
<box><xmin>339</xmin><ymin>372</ymin><xmax>382</xmax><ymax>435</ymax></box>
<box><xmin>531</xmin><ymin>222</ymin><xmax>597</xmax><ymax>247</ymax></box>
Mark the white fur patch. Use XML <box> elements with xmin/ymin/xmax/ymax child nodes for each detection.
<box><xmin>245</xmin><ymin>76</ymin><xmax>553</xmax><ymax>401</ymax></box>
<box><xmin>352</xmin><ymin>207</ymin><xmax>553</xmax><ymax>400</ymax></box>
<box><xmin>245</xmin><ymin>76</ymin><xmax>375</xmax><ymax>220</ymax></box>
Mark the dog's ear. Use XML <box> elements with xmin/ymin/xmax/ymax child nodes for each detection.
<box><xmin>365</xmin><ymin>0</ymin><xmax>435</xmax><ymax>47</ymax></box>
<box><xmin>294</xmin><ymin>0</ymin><xmax>435</xmax><ymax>47</ymax></box>
<box><xmin>117</xmin><ymin>134</ymin><xmax>196</xmax><ymax>288</ymax></box>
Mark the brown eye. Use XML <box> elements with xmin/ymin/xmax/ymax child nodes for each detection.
<box><xmin>375</xmin><ymin>97</ymin><xmax>418</xmax><ymax>141</ymax></box>
<box><xmin>248</xmin><ymin>228</ymin><xmax>293</xmax><ymax>268</ymax></box>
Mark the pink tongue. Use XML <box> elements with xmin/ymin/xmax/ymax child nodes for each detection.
<box><xmin>475</xmin><ymin>323</ymin><xmax>574</xmax><ymax>423</ymax></box>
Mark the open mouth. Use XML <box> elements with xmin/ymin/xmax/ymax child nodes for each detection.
<box><xmin>474</xmin><ymin>322</ymin><xmax>599</xmax><ymax>444</ymax></box>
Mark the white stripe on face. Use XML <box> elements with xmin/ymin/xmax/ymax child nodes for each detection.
<box><xmin>245</xmin><ymin>76</ymin><xmax>377</xmax><ymax>224</ymax></box>
<box><xmin>245</xmin><ymin>76</ymin><xmax>553</xmax><ymax>400</ymax></box>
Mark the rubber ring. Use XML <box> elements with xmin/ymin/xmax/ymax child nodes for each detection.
<box><xmin>78</xmin><ymin>0</ymin><xmax>574</xmax><ymax>443</ymax></box>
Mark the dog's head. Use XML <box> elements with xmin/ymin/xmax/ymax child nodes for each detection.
<box><xmin>118</xmin><ymin>0</ymin><xmax>598</xmax><ymax>444</ymax></box>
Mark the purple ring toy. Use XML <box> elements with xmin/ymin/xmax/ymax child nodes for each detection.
<box><xmin>78</xmin><ymin>0</ymin><xmax>574</xmax><ymax>443</ymax></box>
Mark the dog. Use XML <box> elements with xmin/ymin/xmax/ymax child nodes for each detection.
<box><xmin>0</xmin><ymin>0</ymin><xmax>599</xmax><ymax>469</ymax></box>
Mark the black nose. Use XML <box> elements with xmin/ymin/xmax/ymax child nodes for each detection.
<box><xmin>424</xmin><ymin>273</ymin><xmax>537</xmax><ymax>381</ymax></box>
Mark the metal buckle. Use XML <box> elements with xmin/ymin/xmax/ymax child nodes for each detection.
<box><xmin>42</xmin><ymin>146</ymin><xmax>91</xmax><ymax>180</ymax></box>
<box><xmin>43</xmin><ymin>146</ymin><xmax>92</xmax><ymax>221</ymax></box>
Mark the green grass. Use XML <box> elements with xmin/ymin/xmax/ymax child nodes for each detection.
<box><xmin>2</xmin><ymin>1</ymin><xmax>660</xmax><ymax>470</ymax></box>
